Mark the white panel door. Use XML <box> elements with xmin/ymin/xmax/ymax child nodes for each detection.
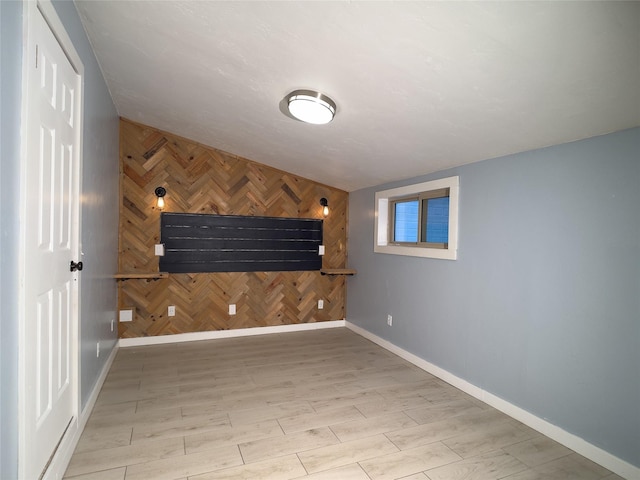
<box><xmin>22</xmin><ymin>7</ymin><xmax>82</xmax><ymax>479</ymax></box>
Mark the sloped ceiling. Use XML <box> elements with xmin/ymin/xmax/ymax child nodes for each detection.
<box><xmin>74</xmin><ymin>1</ymin><xmax>640</xmax><ymax>191</ymax></box>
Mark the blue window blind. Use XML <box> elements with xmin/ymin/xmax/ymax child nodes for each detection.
<box><xmin>394</xmin><ymin>200</ymin><xmax>419</xmax><ymax>242</ymax></box>
<box><xmin>425</xmin><ymin>196</ymin><xmax>449</xmax><ymax>243</ymax></box>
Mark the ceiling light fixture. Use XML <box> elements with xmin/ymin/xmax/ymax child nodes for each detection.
<box><xmin>286</xmin><ymin>89</ymin><xmax>336</xmax><ymax>125</ymax></box>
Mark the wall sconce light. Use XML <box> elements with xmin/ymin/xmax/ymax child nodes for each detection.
<box><xmin>320</xmin><ymin>197</ymin><xmax>329</xmax><ymax>217</ymax></box>
<box><xmin>155</xmin><ymin>186</ymin><xmax>166</xmax><ymax>209</ymax></box>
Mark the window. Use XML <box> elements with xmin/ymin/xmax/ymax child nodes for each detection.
<box><xmin>392</xmin><ymin>199</ymin><xmax>420</xmax><ymax>242</ymax></box>
<box><xmin>390</xmin><ymin>188</ymin><xmax>450</xmax><ymax>247</ymax></box>
<box><xmin>375</xmin><ymin>176</ymin><xmax>459</xmax><ymax>260</ymax></box>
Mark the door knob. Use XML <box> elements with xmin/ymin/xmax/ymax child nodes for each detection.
<box><xmin>70</xmin><ymin>260</ymin><xmax>83</xmax><ymax>272</ymax></box>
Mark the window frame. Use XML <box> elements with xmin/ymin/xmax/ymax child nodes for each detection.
<box><xmin>389</xmin><ymin>187</ymin><xmax>450</xmax><ymax>248</ymax></box>
<box><xmin>374</xmin><ymin>176</ymin><xmax>459</xmax><ymax>260</ymax></box>
<box><xmin>389</xmin><ymin>196</ymin><xmax>420</xmax><ymax>244</ymax></box>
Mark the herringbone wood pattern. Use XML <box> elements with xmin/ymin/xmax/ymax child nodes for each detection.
<box><xmin>118</xmin><ymin>119</ymin><xmax>348</xmax><ymax>338</ymax></box>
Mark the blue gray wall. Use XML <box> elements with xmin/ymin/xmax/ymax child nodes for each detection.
<box><xmin>0</xmin><ymin>1</ymin><xmax>119</xmax><ymax>477</ymax></box>
<box><xmin>347</xmin><ymin>128</ymin><xmax>640</xmax><ymax>468</ymax></box>
<box><xmin>1</xmin><ymin>2</ymin><xmax>23</xmax><ymax>478</ymax></box>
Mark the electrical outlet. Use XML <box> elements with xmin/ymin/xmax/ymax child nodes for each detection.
<box><xmin>387</xmin><ymin>314</ymin><xmax>393</xmax><ymax>326</ymax></box>
<box><xmin>96</xmin><ymin>341</ymin><xmax>100</xmax><ymax>358</ymax></box>
<box><xmin>154</xmin><ymin>243</ymin><xmax>165</xmax><ymax>256</ymax></box>
<box><xmin>168</xmin><ymin>305</ymin><xmax>176</xmax><ymax>317</ymax></box>
<box><xmin>229</xmin><ymin>304</ymin><xmax>236</xmax><ymax>315</ymax></box>
<box><xmin>119</xmin><ymin>309</ymin><xmax>133</xmax><ymax>322</ymax></box>
<box><xmin>318</xmin><ymin>299</ymin><xmax>324</xmax><ymax>310</ymax></box>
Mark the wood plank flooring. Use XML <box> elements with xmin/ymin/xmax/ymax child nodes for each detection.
<box><xmin>64</xmin><ymin>329</ymin><xmax>623</xmax><ymax>480</ymax></box>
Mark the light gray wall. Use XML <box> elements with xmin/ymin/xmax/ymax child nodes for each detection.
<box><xmin>50</xmin><ymin>0</ymin><xmax>120</xmax><ymax>409</ymax></box>
<box><xmin>347</xmin><ymin>128</ymin><xmax>640</xmax><ymax>468</ymax></box>
<box><xmin>1</xmin><ymin>2</ymin><xmax>23</xmax><ymax>478</ymax></box>
<box><xmin>0</xmin><ymin>1</ymin><xmax>118</xmax><ymax>477</ymax></box>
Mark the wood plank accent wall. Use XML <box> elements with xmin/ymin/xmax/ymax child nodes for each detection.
<box><xmin>118</xmin><ymin>119</ymin><xmax>348</xmax><ymax>338</ymax></box>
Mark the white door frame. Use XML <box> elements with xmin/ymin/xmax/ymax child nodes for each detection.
<box><xmin>18</xmin><ymin>1</ymin><xmax>84</xmax><ymax>478</ymax></box>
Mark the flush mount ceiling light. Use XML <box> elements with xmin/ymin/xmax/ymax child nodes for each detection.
<box><xmin>286</xmin><ymin>89</ymin><xmax>336</xmax><ymax>125</ymax></box>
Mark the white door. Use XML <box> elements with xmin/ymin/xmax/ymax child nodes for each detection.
<box><xmin>20</xmin><ymin>5</ymin><xmax>82</xmax><ymax>479</ymax></box>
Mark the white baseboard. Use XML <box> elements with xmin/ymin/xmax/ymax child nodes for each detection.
<box><xmin>119</xmin><ymin>320</ymin><xmax>346</xmax><ymax>348</ymax></box>
<box><xmin>345</xmin><ymin>321</ymin><xmax>639</xmax><ymax>480</ymax></box>
<box><xmin>43</xmin><ymin>340</ymin><xmax>119</xmax><ymax>480</ymax></box>
<box><xmin>77</xmin><ymin>340</ymin><xmax>120</xmax><ymax>427</ymax></box>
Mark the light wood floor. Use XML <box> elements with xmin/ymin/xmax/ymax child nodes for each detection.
<box><xmin>64</xmin><ymin>328</ymin><xmax>622</xmax><ymax>480</ymax></box>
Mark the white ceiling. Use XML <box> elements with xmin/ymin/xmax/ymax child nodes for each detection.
<box><xmin>74</xmin><ymin>1</ymin><xmax>640</xmax><ymax>192</ymax></box>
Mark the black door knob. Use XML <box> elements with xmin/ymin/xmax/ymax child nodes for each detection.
<box><xmin>70</xmin><ymin>261</ymin><xmax>83</xmax><ymax>272</ymax></box>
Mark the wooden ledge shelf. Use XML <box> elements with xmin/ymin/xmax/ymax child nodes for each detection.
<box><xmin>320</xmin><ymin>268</ymin><xmax>357</xmax><ymax>276</ymax></box>
<box><xmin>115</xmin><ymin>270</ymin><xmax>355</xmax><ymax>278</ymax></box>
<box><xmin>114</xmin><ymin>272</ymin><xmax>169</xmax><ymax>280</ymax></box>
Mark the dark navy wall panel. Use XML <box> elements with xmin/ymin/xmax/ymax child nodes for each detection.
<box><xmin>160</xmin><ymin>213</ymin><xmax>323</xmax><ymax>273</ymax></box>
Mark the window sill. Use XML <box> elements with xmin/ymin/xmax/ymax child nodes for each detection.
<box><xmin>374</xmin><ymin>244</ymin><xmax>456</xmax><ymax>260</ymax></box>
